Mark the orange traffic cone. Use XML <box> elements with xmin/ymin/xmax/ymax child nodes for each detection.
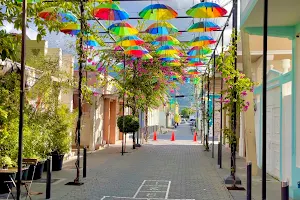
<box><xmin>193</xmin><ymin>132</ymin><xmax>197</xmax><ymax>142</ymax></box>
<box><xmin>153</xmin><ymin>131</ymin><xmax>157</xmax><ymax>141</ymax></box>
<box><xmin>171</xmin><ymin>132</ymin><xmax>175</xmax><ymax>141</ymax></box>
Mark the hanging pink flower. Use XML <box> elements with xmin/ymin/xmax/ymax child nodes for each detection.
<box><xmin>87</xmin><ymin>58</ymin><xmax>92</xmax><ymax>63</ymax></box>
<box><xmin>170</xmin><ymin>89</ymin><xmax>175</xmax><ymax>93</ymax></box>
<box><xmin>241</xmin><ymin>90</ymin><xmax>247</xmax><ymax>96</ymax></box>
<box><xmin>243</xmin><ymin>105</ymin><xmax>249</xmax><ymax>111</ymax></box>
<box><xmin>223</xmin><ymin>99</ymin><xmax>230</xmax><ymax>104</ymax></box>
<box><xmin>246</xmin><ymin>101</ymin><xmax>250</xmax><ymax>106</ymax></box>
<box><xmin>250</xmin><ymin>86</ymin><xmax>254</xmax><ymax>92</ymax></box>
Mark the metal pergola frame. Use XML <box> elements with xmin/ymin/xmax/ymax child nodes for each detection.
<box><xmin>16</xmin><ymin>1</ymin><xmax>240</xmax><ymax>200</ymax></box>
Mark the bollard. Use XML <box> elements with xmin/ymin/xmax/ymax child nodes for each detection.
<box><xmin>83</xmin><ymin>147</ymin><xmax>87</xmax><ymax>178</ymax></box>
<box><xmin>247</xmin><ymin>161</ymin><xmax>252</xmax><ymax>200</ymax></box>
<box><xmin>217</xmin><ymin>142</ymin><xmax>220</xmax><ymax>165</ymax></box>
<box><xmin>281</xmin><ymin>181</ymin><xmax>289</xmax><ymax>200</ymax></box>
<box><xmin>46</xmin><ymin>156</ymin><xmax>52</xmax><ymax>199</ymax></box>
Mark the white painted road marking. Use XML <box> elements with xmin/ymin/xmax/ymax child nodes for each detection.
<box><xmin>101</xmin><ymin>180</ymin><xmax>195</xmax><ymax>200</ymax></box>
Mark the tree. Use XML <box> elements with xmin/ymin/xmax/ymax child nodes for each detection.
<box><xmin>180</xmin><ymin>108</ymin><xmax>195</xmax><ymax>118</ymax></box>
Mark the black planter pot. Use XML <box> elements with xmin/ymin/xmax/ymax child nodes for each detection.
<box><xmin>0</xmin><ymin>173</ymin><xmax>15</xmax><ymax>194</ymax></box>
<box><xmin>52</xmin><ymin>154</ymin><xmax>64</xmax><ymax>171</ymax></box>
<box><xmin>27</xmin><ymin>161</ymin><xmax>45</xmax><ymax>180</ymax></box>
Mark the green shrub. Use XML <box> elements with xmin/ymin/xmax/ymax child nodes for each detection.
<box><xmin>117</xmin><ymin>115</ymin><xmax>139</xmax><ymax>133</ymax></box>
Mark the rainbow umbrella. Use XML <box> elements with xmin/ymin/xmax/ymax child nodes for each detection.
<box><xmin>145</xmin><ymin>22</ymin><xmax>178</xmax><ymax>35</ymax></box>
<box><xmin>188</xmin><ymin>69</ymin><xmax>202</xmax><ymax>74</ymax></box>
<box><xmin>159</xmin><ymin>57</ymin><xmax>179</xmax><ymax>62</ymax></box>
<box><xmin>187</xmin><ymin>21</ymin><xmax>220</xmax><ymax>32</ymax></box>
<box><xmin>189</xmin><ymin>35</ymin><xmax>216</xmax><ymax>46</ymax></box>
<box><xmin>160</xmin><ymin>54</ymin><xmax>180</xmax><ymax>59</ymax></box>
<box><xmin>186</xmin><ymin>2</ymin><xmax>227</xmax><ymax>18</ymax></box>
<box><xmin>92</xmin><ymin>3</ymin><xmax>129</xmax><ymax>21</ymax></box>
<box><xmin>125</xmin><ymin>46</ymin><xmax>149</xmax><ymax>57</ymax></box>
<box><xmin>108</xmin><ymin>22</ymin><xmax>138</xmax><ymax>36</ymax></box>
<box><xmin>188</xmin><ymin>46</ymin><xmax>212</xmax><ymax>55</ymax></box>
<box><xmin>142</xmin><ymin>53</ymin><xmax>153</xmax><ymax>60</ymax></box>
<box><xmin>139</xmin><ymin>4</ymin><xmax>177</xmax><ymax>20</ymax></box>
<box><xmin>156</xmin><ymin>45</ymin><xmax>180</xmax><ymax>56</ymax></box>
<box><xmin>186</xmin><ymin>57</ymin><xmax>208</xmax><ymax>63</ymax></box>
<box><xmin>163</xmin><ymin>61</ymin><xmax>181</xmax><ymax>67</ymax></box>
<box><xmin>60</xmin><ymin>23</ymin><xmax>80</xmax><ymax>35</ymax></box>
<box><xmin>39</xmin><ymin>7</ymin><xmax>77</xmax><ymax>22</ymax></box>
<box><xmin>116</xmin><ymin>35</ymin><xmax>144</xmax><ymax>47</ymax></box>
<box><xmin>152</xmin><ymin>35</ymin><xmax>180</xmax><ymax>46</ymax></box>
<box><xmin>187</xmin><ymin>62</ymin><xmax>205</xmax><ymax>67</ymax></box>
<box><xmin>83</xmin><ymin>35</ymin><xmax>99</xmax><ymax>47</ymax></box>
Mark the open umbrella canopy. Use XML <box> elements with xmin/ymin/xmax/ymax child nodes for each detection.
<box><xmin>145</xmin><ymin>22</ymin><xmax>178</xmax><ymax>35</ymax></box>
<box><xmin>186</xmin><ymin>2</ymin><xmax>227</xmax><ymax>18</ymax></box>
<box><xmin>156</xmin><ymin>45</ymin><xmax>180</xmax><ymax>55</ymax></box>
<box><xmin>189</xmin><ymin>36</ymin><xmax>216</xmax><ymax>46</ymax></box>
<box><xmin>159</xmin><ymin>57</ymin><xmax>180</xmax><ymax>62</ymax></box>
<box><xmin>141</xmin><ymin>53</ymin><xmax>153</xmax><ymax>60</ymax></box>
<box><xmin>116</xmin><ymin>35</ymin><xmax>144</xmax><ymax>47</ymax></box>
<box><xmin>187</xmin><ymin>21</ymin><xmax>220</xmax><ymax>32</ymax></box>
<box><xmin>108</xmin><ymin>22</ymin><xmax>138</xmax><ymax>36</ymax></box>
<box><xmin>60</xmin><ymin>23</ymin><xmax>80</xmax><ymax>35</ymax></box>
<box><xmin>139</xmin><ymin>4</ymin><xmax>178</xmax><ymax>20</ymax></box>
<box><xmin>187</xmin><ymin>62</ymin><xmax>205</xmax><ymax>67</ymax></box>
<box><xmin>92</xmin><ymin>3</ymin><xmax>129</xmax><ymax>21</ymax></box>
<box><xmin>125</xmin><ymin>45</ymin><xmax>149</xmax><ymax>57</ymax></box>
<box><xmin>186</xmin><ymin>57</ymin><xmax>209</xmax><ymax>63</ymax></box>
<box><xmin>159</xmin><ymin>54</ymin><xmax>181</xmax><ymax>59</ymax></box>
<box><xmin>83</xmin><ymin>35</ymin><xmax>99</xmax><ymax>47</ymax></box>
<box><xmin>39</xmin><ymin>7</ymin><xmax>77</xmax><ymax>22</ymax></box>
<box><xmin>163</xmin><ymin>61</ymin><xmax>181</xmax><ymax>67</ymax></box>
<box><xmin>152</xmin><ymin>35</ymin><xmax>180</xmax><ymax>46</ymax></box>
<box><xmin>188</xmin><ymin>46</ymin><xmax>212</xmax><ymax>55</ymax></box>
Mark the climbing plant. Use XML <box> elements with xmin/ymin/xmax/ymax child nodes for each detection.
<box><xmin>216</xmin><ymin>32</ymin><xmax>253</xmax><ymax>187</ymax></box>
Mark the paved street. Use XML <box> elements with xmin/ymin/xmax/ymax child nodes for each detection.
<box><xmin>19</xmin><ymin>124</ymin><xmax>233</xmax><ymax>200</ymax></box>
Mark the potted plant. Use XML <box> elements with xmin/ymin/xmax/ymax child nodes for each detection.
<box><xmin>0</xmin><ymin>156</ymin><xmax>13</xmax><ymax>169</ymax></box>
<box><xmin>48</xmin><ymin>105</ymin><xmax>74</xmax><ymax>171</ymax></box>
<box><xmin>0</xmin><ymin>156</ymin><xmax>14</xmax><ymax>194</ymax></box>
<box><xmin>117</xmin><ymin>115</ymin><xmax>139</xmax><ymax>150</ymax></box>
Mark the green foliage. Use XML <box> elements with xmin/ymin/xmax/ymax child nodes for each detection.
<box><xmin>117</xmin><ymin>115</ymin><xmax>139</xmax><ymax>133</ymax></box>
<box><xmin>180</xmin><ymin>108</ymin><xmax>195</xmax><ymax>118</ymax></box>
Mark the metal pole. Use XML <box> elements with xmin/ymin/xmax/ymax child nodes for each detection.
<box><xmin>220</xmin><ymin>34</ymin><xmax>224</xmax><ymax>169</ymax></box>
<box><xmin>74</xmin><ymin>0</ymin><xmax>84</xmax><ymax>184</ymax></box>
<box><xmin>83</xmin><ymin>147</ymin><xmax>87</xmax><ymax>178</ymax></box>
<box><xmin>247</xmin><ymin>161</ymin><xmax>252</xmax><ymax>200</ymax></box>
<box><xmin>17</xmin><ymin>0</ymin><xmax>27</xmax><ymax>198</ymax></box>
<box><xmin>201</xmin><ymin>77</ymin><xmax>204</xmax><ymax>144</ymax></box>
<box><xmin>212</xmin><ymin>53</ymin><xmax>216</xmax><ymax>158</ymax></box>
<box><xmin>206</xmin><ymin>70</ymin><xmax>210</xmax><ymax>151</ymax></box>
<box><xmin>46</xmin><ymin>156</ymin><xmax>52</xmax><ymax>199</ymax></box>
<box><xmin>122</xmin><ymin>54</ymin><xmax>126</xmax><ymax>155</ymax></box>
<box><xmin>281</xmin><ymin>181</ymin><xmax>289</xmax><ymax>200</ymax></box>
<box><xmin>262</xmin><ymin>0</ymin><xmax>269</xmax><ymax>198</ymax></box>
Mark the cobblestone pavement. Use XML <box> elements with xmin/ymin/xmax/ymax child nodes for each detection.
<box><xmin>24</xmin><ymin>124</ymin><xmax>233</xmax><ymax>200</ymax></box>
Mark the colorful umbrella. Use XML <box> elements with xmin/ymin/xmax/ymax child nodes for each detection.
<box><xmin>39</xmin><ymin>7</ymin><xmax>77</xmax><ymax>22</ymax></box>
<box><xmin>159</xmin><ymin>57</ymin><xmax>179</xmax><ymax>62</ymax></box>
<box><xmin>116</xmin><ymin>35</ymin><xmax>144</xmax><ymax>47</ymax></box>
<box><xmin>60</xmin><ymin>23</ymin><xmax>80</xmax><ymax>35</ymax></box>
<box><xmin>156</xmin><ymin>45</ymin><xmax>180</xmax><ymax>56</ymax></box>
<box><xmin>189</xmin><ymin>35</ymin><xmax>216</xmax><ymax>46</ymax></box>
<box><xmin>142</xmin><ymin>53</ymin><xmax>153</xmax><ymax>60</ymax></box>
<box><xmin>145</xmin><ymin>22</ymin><xmax>178</xmax><ymax>35</ymax></box>
<box><xmin>92</xmin><ymin>3</ymin><xmax>129</xmax><ymax>21</ymax></box>
<box><xmin>160</xmin><ymin>54</ymin><xmax>181</xmax><ymax>59</ymax></box>
<box><xmin>186</xmin><ymin>57</ymin><xmax>208</xmax><ymax>63</ymax></box>
<box><xmin>188</xmin><ymin>46</ymin><xmax>212</xmax><ymax>55</ymax></box>
<box><xmin>187</xmin><ymin>21</ymin><xmax>220</xmax><ymax>32</ymax></box>
<box><xmin>152</xmin><ymin>35</ymin><xmax>180</xmax><ymax>46</ymax></box>
<box><xmin>108</xmin><ymin>22</ymin><xmax>138</xmax><ymax>36</ymax></box>
<box><xmin>163</xmin><ymin>61</ymin><xmax>181</xmax><ymax>67</ymax></box>
<box><xmin>187</xmin><ymin>62</ymin><xmax>205</xmax><ymax>67</ymax></box>
<box><xmin>186</xmin><ymin>2</ymin><xmax>227</xmax><ymax>18</ymax></box>
<box><xmin>139</xmin><ymin>4</ymin><xmax>178</xmax><ymax>20</ymax></box>
<box><xmin>83</xmin><ymin>35</ymin><xmax>99</xmax><ymax>47</ymax></box>
<box><xmin>125</xmin><ymin>46</ymin><xmax>149</xmax><ymax>57</ymax></box>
